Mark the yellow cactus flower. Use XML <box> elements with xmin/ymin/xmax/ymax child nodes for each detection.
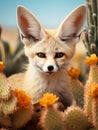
<box><xmin>85</xmin><ymin>54</ymin><xmax>98</xmax><ymax>66</ymax></box>
<box><xmin>89</xmin><ymin>83</ymin><xmax>98</xmax><ymax>97</ymax></box>
<box><xmin>67</xmin><ymin>67</ymin><xmax>81</xmax><ymax>79</ymax></box>
<box><xmin>0</xmin><ymin>61</ymin><xmax>5</xmax><ymax>72</ymax></box>
<box><xmin>39</xmin><ymin>93</ymin><xmax>59</xmax><ymax>107</ymax></box>
<box><xmin>14</xmin><ymin>89</ymin><xmax>31</xmax><ymax>109</ymax></box>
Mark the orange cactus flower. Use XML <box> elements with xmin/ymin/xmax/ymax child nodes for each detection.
<box><xmin>0</xmin><ymin>61</ymin><xmax>5</xmax><ymax>72</ymax></box>
<box><xmin>85</xmin><ymin>54</ymin><xmax>98</xmax><ymax>66</ymax></box>
<box><xmin>67</xmin><ymin>67</ymin><xmax>81</xmax><ymax>79</ymax></box>
<box><xmin>14</xmin><ymin>89</ymin><xmax>31</xmax><ymax>109</ymax></box>
<box><xmin>89</xmin><ymin>83</ymin><xmax>98</xmax><ymax>97</ymax></box>
<box><xmin>39</xmin><ymin>93</ymin><xmax>59</xmax><ymax>108</ymax></box>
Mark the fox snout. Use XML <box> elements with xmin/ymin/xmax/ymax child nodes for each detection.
<box><xmin>43</xmin><ymin>64</ymin><xmax>58</xmax><ymax>73</ymax></box>
<box><xmin>36</xmin><ymin>56</ymin><xmax>59</xmax><ymax>74</ymax></box>
<box><xmin>34</xmin><ymin>52</ymin><xmax>66</xmax><ymax>74</ymax></box>
<box><xmin>47</xmin><ymin>65</ymin><xmax>54</xmax><ymax>71</ymax></box>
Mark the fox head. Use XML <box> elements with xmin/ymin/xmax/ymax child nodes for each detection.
<box><xmin>17</xmin><ymin>5</ymin><xmax>86</xmax><ymax>74</ymax></box>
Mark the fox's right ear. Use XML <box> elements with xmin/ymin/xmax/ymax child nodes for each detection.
<box><xmin>17</xmin><ymin>6</ymin><xmax>45</xmax><ymax>45</ymax></box>
<box><xmin>57</xmin><ymin>5</ymin><xmax>86</xmax><ymax>43</ymax></box>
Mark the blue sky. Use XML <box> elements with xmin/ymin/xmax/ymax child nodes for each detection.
<box><xmin>0</xmin><ymin>0</ymin><xmax>86</xmax><ymax>28</ymax></box>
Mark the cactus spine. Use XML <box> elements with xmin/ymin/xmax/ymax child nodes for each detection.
<box><xmin>83</xmin><ymin>0</ymin><xmax>98</xmax><ymax>56</ymax></box>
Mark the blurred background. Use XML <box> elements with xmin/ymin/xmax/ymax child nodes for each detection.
<box><xmin>1</xmin><ymin>0</ymin><xmax>85</xmax><ymax>28</ymax></box>
<box><xmin>0</xmin><ymin>0</ymin><xmax>87</xmax><ymax>79</ymax></box>
<box><xmin>0</xmin><ymin>0</ymin><xmax>85</xmax><ymax>45</ymax></box>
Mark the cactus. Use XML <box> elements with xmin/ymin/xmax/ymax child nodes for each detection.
<box><xmin>82</xmin><ymin>0</ymin><xmax>98</xmax><ymax>56</ymax></box>
<box><xmin>87</xmin><ymin>83</ymin><xmax>98</xmax><ymax>129</ymax></box>
<box><xmin>0</xmin><ymin>27</ymin><xmax>27</xmax><ymax>76</ymax></box>
<box><xmin>0</xmin><ymin>63</ymin><xmax>34</xmax><ymax>129</ymax></box>
<box><xmin>9</xmin><ymin>89</ymin><xmax>33</xmax><ymax>129</ymax></box>
<box><xmin>0</xmin><ymin>26</ymin><xmax>5</xmax><ymax>63</ymax></box>
<box><xmin>0</xmin><ymin>73</ymin><xmax>11</xmax><ymax>100</ymax></box>
<box><xmin>70</xmin><ymin>79</ymin><xmax>84</xmax><ymax>108</ymax></box>
<box><xmin>67</xmin><ymin>67</ymin><xmax>84</xmax><ymax>108</ymax></box>
<box><xmin>3</xmin><ymin>35</ymin><xmax>27</xmax><ymax>77</ymax></box>
<box><xmin>1</xmin><ymin>95</ymin><xmax>17</xmax><ymax>115</ymax></box>
<box><xmin>88</xmin><ymin>65</ymin><xmax>98</xmax><ymax>84</ymax></box>
<box><xmin>12</xmin><ymin>107</ymin><xmax>33</xmax><ymax>129</ymax></box>
<box><xmin>39</xmin><ymin>93</ymin><xmax>64</xmax><ymax>130</ymax></box>
<box><xmin>0</xmin><ymin>102</ymin><xmax>11</xmax><ymax>127</ymax></box>
<box><xmin>84</xmin><ymin>54</ymin><xmax>98</xmax><ymax>121</ymax></box>
<box><xmin>84</xmin><ymin>84</ymin><xmax>92</xmax><ymax>122</ymax></box>
<box><xmin>92</xmin><ymin>97</ymin><xmax>98</xmax><ymax>129</ymax></box>
<box><xmin>40</xmin><ymin>107</ymin><xmax>64</xmax><ymax>130</ymax></box>
<box><xmin>85</xmin><ymin>54</ymin><xmax>98</xmax><ymax>84</ymax></box>
<box><xmin>64</xmin><ymin>106</ymin><xmax>91</xmax><ymax>130</ymax></box>
<box><xmin>0</xmin><ymin>65</ymin><xmax>98</xmax><ymax>130</ymax></box>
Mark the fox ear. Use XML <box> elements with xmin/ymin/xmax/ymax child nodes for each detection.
<box><xmin>17</xmin><ymin>6</ymin><xmax>45</xmax><ymax>45</ymax></box>
<box><xmin>57</xmin><ymin>5</ymin><xmax>86</xmax><ymax>42</ymax></box>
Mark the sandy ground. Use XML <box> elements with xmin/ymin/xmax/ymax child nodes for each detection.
<box><xmin>1</xmin><ymin>27</ymin><xmax>18</xmax><ymax>51</ymax></box>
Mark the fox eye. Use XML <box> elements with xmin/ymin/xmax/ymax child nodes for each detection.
<box><xmin>55</xmin><ymin>52</ymin><xmax>64</xmax><ymax>58</ymax></box>
<box><xmin>36</xmin><ymin>52</ymin><xmax>46</xmax><ymax>58</ymax></box>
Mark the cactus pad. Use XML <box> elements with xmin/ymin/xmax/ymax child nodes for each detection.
<box><xmin>70</xmin><ymin>79</ymin><xmax>84</xmax><ymax>108</ymax></box>
<box><xmin>41</xmin><ymin>108</ymin><xmax>64</xmax><ymax>130</ymax></box>
<box><xmin>1</xmin><ymin>95</ymin><xmax>17</xmax><ymax>115</ymax></box>
<box><xmin>12</xmin><ymin>106</ymin><xmax>33</xmax><ymax>128</ymax></box>
<box><xmin>64</xmin><ymin>106</ymin><xmax>91</xmax><ymax>130</ymax></box>
<box><xmin>0</xmin><ymin>73</ymin><xmax>11</xmax><ymax>100</ymax></box>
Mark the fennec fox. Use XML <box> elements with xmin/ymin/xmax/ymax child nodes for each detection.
<box><xmin>8</xmin><ymin>5</ymin><xmax>86</xmax><ymax>108</ymax></box>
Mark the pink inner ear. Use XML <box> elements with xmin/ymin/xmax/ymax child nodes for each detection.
<box><xmin>74</xmin><ymin>14</ymin><xmax>83</xmax><ymax>27</ymax></box>
<box><xmin>19</xmin><ymin>15</ymin><xmax>29</xmax><ymax>34</ymax></box>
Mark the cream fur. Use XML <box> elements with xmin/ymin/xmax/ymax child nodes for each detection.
<box><xmin>8</xmin><ymin>5</ymin><xmax>86</xmax><ymax>108</ymax></box>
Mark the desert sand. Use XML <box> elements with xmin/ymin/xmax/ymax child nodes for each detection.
<box><xmin>1</xmin><ymin>27</ymin><xmax>18</xmax><ymax>51</ymax></box>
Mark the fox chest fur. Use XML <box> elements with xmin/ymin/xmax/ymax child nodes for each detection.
<box><xmin>22</xmin><ymin>65</ymin><xmax>73</xmax><ymax>107</ymax></box>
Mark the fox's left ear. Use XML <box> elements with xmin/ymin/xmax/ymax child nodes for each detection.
<box><xmin>17</xmin><ymin>6</ymin><xmax>45</xmax><ymax>45</ymax></box>
<box><xmin>57</xmin><ymin>5</ymin><xmax>87</xmax><ymax>42</ymax></box>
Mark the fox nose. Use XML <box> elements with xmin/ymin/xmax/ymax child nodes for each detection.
<box><xmin>47</xmin><ymin>65</ymin><xmax>54</xmax><ymax>71</ymax></box>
